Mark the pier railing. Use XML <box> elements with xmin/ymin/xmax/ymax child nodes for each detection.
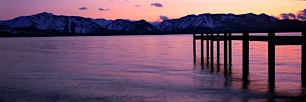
<box><xmin>193</xmin><ymin>30</ymin><xmax>306</xmax><ymax>89</ymax></box>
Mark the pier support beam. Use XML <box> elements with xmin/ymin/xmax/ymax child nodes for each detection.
<box><xmin>268</xmin><ymin>30</ymin><xmax>275</xmax><ymax>90</ymax></box>
<box><xmin>242</xmin><ymin>31</ymin><xmax>249</xmax><ymax>82</ymax></box>
<box><xmin>193</xmin><ymin>33</ymin><xmax>196</xmax><ymax>59</ymax></box>
<box><xmin>229</xmin><ymin>32</ymin><xmax>232</xmax><ymax>66</ymax></box>
<box><xmin>216</xmin><ymin>32</ymin><xmax>220</xmax><ymax>72</ymax></box>
<box><xmin>206</xmin><ymin>33</ymin><xmax>210</xmax><ymax>65</ymax></box>
<box><xmin>201</xmin><ymin>33</ymin><xmax>204</xmax><ymax>61</ymax></box>
<box><xmin>224</xmin><ymin>32</ymin><xmax>228</xmax><ymax>71</ymax></box>
<box><xmin>302</xmin><ymin>30</ymin><xmax>306</xmax><ymax>87</ymax></box>
<box><xmin>217</xmin><ymin>32</ymin><xmax>220</xmax><ymax>65</ymax></box>
<box><xmin>211</xmin><ymin>32</ymin><xmax>214</xmax><ymax>68</ymax></box>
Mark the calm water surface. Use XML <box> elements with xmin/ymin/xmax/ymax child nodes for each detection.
<box><xmin>0</xmin><ymin>34</ymin><xmax>305</xmax><ymax>101</ymax></box>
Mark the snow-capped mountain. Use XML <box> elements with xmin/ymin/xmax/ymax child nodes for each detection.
<box><xmin>0</xmin><ymin>12</ymin><xmax>305</xmax><ymax>36</ymax></box>
<box><xmin>92</xmin><ymin>18</ymin><xmax>112</xmax><ymax>28</ymax></box>
<box><xmin>0</xmin><ymin>12</ymin><xmax>105</xmax><ymax>34</ymax></box>
<box><xmin>0</xmin><ymin>12</ymin><xmax>158</xmax><ymax>35</ymax></box>
<box><xmin>159</xmin><ymin>13</ymin><xmax>279</xmax><ymax>33</ymax></box>
<box><xmin>106</xmin><ymin>19</ymin><xmax>158</xmax><ymax>34</ymax></box>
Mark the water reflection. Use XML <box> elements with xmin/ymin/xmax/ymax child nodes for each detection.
<box><xmin>0</xmin><ymin>34</ymin><xmax>305</xmax><ymax>101</ymax></box>
<box><xmin>224</xmin><ymin>65</ymin><xmax>232</xmax><ymax>88</ymax></box>
<box><xmin>194</xmin><ymin>58</ymin><xmax>234</xmax><ymax>88</ymax></box>
<box><xmin>194</xmin><ymin>57</ymin><xmax>305</xmax><ymax>101</ymax></box>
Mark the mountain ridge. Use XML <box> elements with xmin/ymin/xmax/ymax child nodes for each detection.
<box><xmin>0</xmin><ymin>12</ymin><xmax>305</xmax><ymax>36</ymax></box>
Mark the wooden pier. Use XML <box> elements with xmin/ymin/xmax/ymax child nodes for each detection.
<box><xmin>193</xmin><ymin>30</ymin><xmax>306</xmax><ymax>88</ymax></box>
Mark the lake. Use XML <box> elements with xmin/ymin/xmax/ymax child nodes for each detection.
<box><xmin>0</xmin><ymin>34</ymin><xmax>305</xmax><ymax>101</ymax></box>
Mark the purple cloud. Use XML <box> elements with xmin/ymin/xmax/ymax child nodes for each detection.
<box><xmin>159</xmin><ymin>15</ymin><xmax>169</xmax><ymax>21</ymax></box>
<box><xmin>79</xmin><ymin>7</ymin><xmax>88</xmax><ymax>10</ymax></box>
<box><xmin>297</xmin><ymin>8</ymin><xmax>306</xmax><ymax>20</ymax></box>
<box><xmin>98</xmin><ymin>8</ymin><xmax>110</xmax><ymax>11</ymax></box>
<box><xmin>135</xmin><ymin>4</ymin><xmax>140</xmax><ymax>7</ymax></box>
<box><xmin>280</xmin><ymin>13</ymin><xmax>296</xmax><ymax>20</ymax></box>
<box><xmin>279</xmin><ymin>8</ymin><xmax>306</xmax><ymax>21</ymax></box>
<box><xmin>150</xmin><ymin>3</ymin><xmax>163</xmax><ymax>7</ymax></box>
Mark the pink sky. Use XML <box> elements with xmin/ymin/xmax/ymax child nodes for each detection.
<box><xmin>0</xmin><ymin>0</ymin><xmax>305</xmax><ymax>21</ymax></box>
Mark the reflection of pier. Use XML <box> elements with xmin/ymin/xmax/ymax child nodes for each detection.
<box><xmin>193</xmin><ymin>30</ymin><xmax>306</xmax><ymax>90</ymax></box>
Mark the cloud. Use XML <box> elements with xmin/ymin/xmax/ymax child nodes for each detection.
<box><xmin>98</xmin><ymin>8</ymin><xmax>110</xmax><ymax>11</ymax></box>
<box><xmin>297</xmin><ymin>8</ymin><xmax>306</xmax><ymax>20</ymax></box>
<box><xmin>79</xmin><ymin>7</ymin><xmax>88</xmax><ymax>10</ymax></box>
<box><xmin>279</xmin><ymin>8</ymin><xmax>306</xmax><ymax>21</ymax></box>
<box><xmin>280</xmin><ymin>13</ymin><xmax>296</xmax><ymax>20</ymax></box>
<box><xmin>135</xmin><ymin>4</ymin><xmax>140</xmax><ymax>7</ymax></box>
<box><xmin>159</xmin><ymin>15</ymin><xmax>169</xmax><ymax>21</ymax></box>
<box><xmin>150</xmin><ymin>3</ymin><xmax>163</xmax><ymax>7</ymax></box>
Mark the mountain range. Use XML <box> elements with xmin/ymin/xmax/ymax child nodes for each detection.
<box><xmin>0</xmin><ymin>12</ymin><xmax>305</xmax><ymax>36</ymax></box>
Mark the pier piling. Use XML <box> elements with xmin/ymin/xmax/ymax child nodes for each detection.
<box><xmin>217</xmin><ymin>32</ymin><xmax>220</xmax><ymax>65</ymax></box>
<box><xmin>211</xmin><ymin>32</ymin><xmax>214</xmax><ymax>68</ymax></box>
<box><xmin>268</xmin><ymin>30</ymin><xmax>275</xmax><ymax>87</ymax></box>
<box><xmin>193</xmin><ymin>33</ymin><xmax>196</xmax><ymax>59</ymax></box>
<box><xmin>242</xmin><ymin>31</ymin><xmax>249</xmax><ymax>81</ymax></box>
<box><xmin>201</xmin><ymin>33</ymin><xmax>204</xmax><ymax>61</ymax></box>
<box><xmin>229</xmin><ymin>32</ymin><xmax>232</xmax><ymax>66</ymax></box>
<box><xmin>224</xmin><ymin>32</ymin><xmax>228</xmax><ymax>71</ymax></box>
<box><xmin>302</xmin><ymin>30</ymin><xmax>306</xmax><ymax>87</ymax></box>
<box><xmin>206</xmin><ymin>33</ymin><xmax>210</xmax><ymax>65</ymax></box>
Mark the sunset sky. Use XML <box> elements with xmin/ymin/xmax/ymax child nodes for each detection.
<box><xmin>0</xmin><ymin>0</ymin><xmax>305</xmax><ymax>21</ymax></box>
